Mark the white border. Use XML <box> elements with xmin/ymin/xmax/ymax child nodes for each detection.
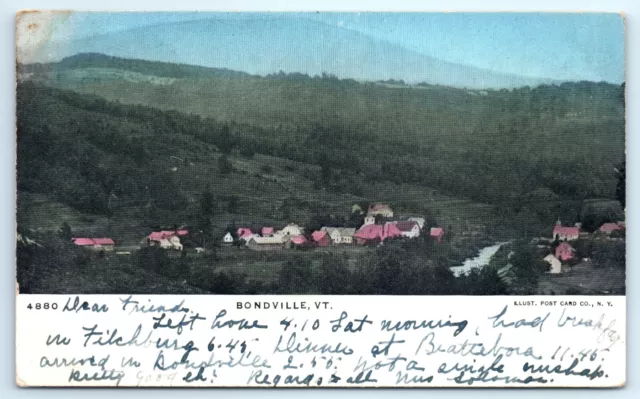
<box><xmin>3</xmin><ymin>0</ymin><xmax>638</xmax><ymax>397</ymax></box>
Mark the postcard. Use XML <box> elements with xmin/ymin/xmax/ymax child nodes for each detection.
<box><xmin>15</xmin><ymin>11</ymin><xmax>626</xmax><ymax>388</ymax></box>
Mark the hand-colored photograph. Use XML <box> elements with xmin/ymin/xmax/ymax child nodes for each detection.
<box><xmin>16</xmin><ymin>12</ymin><xmax>625</xmax><ymax>296</ymax></box>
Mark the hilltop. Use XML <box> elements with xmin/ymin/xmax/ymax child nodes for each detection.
<box><xmin>19</xmin><ymin>16</ymin><xmax>567</xmax><ymax>89</ymax></box>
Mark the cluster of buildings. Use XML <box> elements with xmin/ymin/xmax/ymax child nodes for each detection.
<box><xmin>70</xmin><ymin>203</ymin><xmax>447</xmax><ymax>254</ymax></box>
<box><xmin>224</xmin><ymin>203</ymin><xmax>445</xmax><ymax>251</ymax></box>
<box><xmin>71</xmin><ymin>237</ymin><xmax>115</xmax><ymax>251</ymax></box>
<box><xmin>141</xmin><ymin>229</ymin><xmax>189</xmax><ymax>250</ymax></box>
<box><xmin>71</xmin><ymin>228</ymin><xmax>190</xmax><ymax>252</ymax></box>
<box><xmin>544</xmin><ymin>220</ymin><xmax>625</xmax><ymax>274</ymax></box>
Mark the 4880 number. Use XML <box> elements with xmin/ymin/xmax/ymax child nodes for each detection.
<box><xmin>27</xmin><ymin>303</ymin><xmax>58</xmax><ymax>310</ymax></box>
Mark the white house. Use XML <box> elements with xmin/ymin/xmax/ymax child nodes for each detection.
<box><xmin>159</xmin><ymin>237</ymin><xmax>183</xmax><ymax>251</ymax></box>
<box><xmin>321</xmin><ymin>227</ymin><xmax>356</xmax><ymax>244</ymax></box>
<box><xmin>246</xmin><ymin>235</ymin><xmax>290</xmax><ymax>251</ymax></box>
<box><xmin>544</xmin><ymin>254</ymin><xmax>562</xmax><ymax>274</ymax></box>
<box><xmin>408</xmin><ymin>217</ymin><xmax>425</xmax><ymax>229</ymax></box>
<box><xmin>395</xmin><ymin>221</ymin><xmax>421</xmax><ymax>238</ymax></box>
<box><xmin>363</xmin><ymin>215</ymin><xmax>376</xmax><ymax>225</ymax></box>
<box><xmin>278</xmin><ymin>223</ymin><xmax>303</xmax><ymax>236</ymax></box>
<box><xmin>222</xmin><ymin>232</ymin><xmax>234</xmax><ymax>244</ymax></box>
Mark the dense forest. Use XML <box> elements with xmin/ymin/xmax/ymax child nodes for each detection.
<box><xmin>16</xmin><ymin>54</ymin><xmax>626</xmax><ymax>295</ymax></box>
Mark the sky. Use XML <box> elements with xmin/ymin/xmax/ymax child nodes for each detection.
<box><xmin>17</xmin><ymin>12</ymin><xmax>625</xmax><ymax>84</ymax></box>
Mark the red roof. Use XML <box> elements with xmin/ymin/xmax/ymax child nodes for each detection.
<box><xmin>237</xmin><ymin>228</ymin><xmax>254</xmax><ymax>238</ymax></box>
<box><xmin>355</xmin><ymin>224</ymin><xmax>383</xmax><ymax>240</ymax></box>
<box><xmin>290</xmin><ymin>235</ymin><xmax>307</xmax><ymax>244</ymax></box>
<box><xmin>383</xmin><ymin>223</ymin><xmax>402</xmax><ymax>239</ymax></box>
<box><xmin>149</xmin><ymin>231</ymin><xmax>171</xmax><ymax>241</ymax></box>
<box><xmin>430</xmin><ymin>227</ymin><xmax>444</xmax><ymax>237</ymax></box>
<box><xmin>355</xmin><ymin>223</ymin><xmax>402</xmax><ymax>241</ymax></box>
<box><xmin>599</xmin><ymin>223</ymin><xmax>622</xmax><ymax>233</ymax></box>
<box><xmin>261</xmin><ymin>227</ymin><xmax>274</xmax><ymax>236</ymax></box>
<box><xmin>555</xmin><ymin>242</ymin><xmax>575</xmax><ymax>261</ymax></box>
<box><xmin>312</xmin><ymin>231</ymin><xmax>328</xmax><ymax>242</ymax></box>
<box><xmin>395</xmin><ymin>221</ymin><xmax>418</xmax><ymax>232</ymax></box>
<box><xmin>176</xmin><ymin>229</ymin><xmax>189</xmax><ymax>236</ymax></box>
<box><xmin>73</xmin><ymin>238</ymin><xmax>95</xmax><ymax>246</ymax></box>
<box><xmin>553</xmin><ymin>226</ymin><xmax>580</xmax><ymax>236</ymax></box>
<box><xmin>93</xmin><ymin>238</ymin><xmax>115</xmax><ymax>245</ymax></box>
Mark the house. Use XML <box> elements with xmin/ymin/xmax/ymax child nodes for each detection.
<box><xmin>290</xmin><ymin>235</ymin><xmax>308</xmax><ymax>246</ymax></box>
<box><xmin>321</xmin><ymin>227</ymin><xmax>356</xmax><ymax>244</ymax></box>
<box><xmin>92</xmin><ymin>238</ymin><xmax>115</xmax><ymax>251</ymax></box>
<box><xmin>383</xmin><ymin>223</ymin><xmax>403</xmax><ymax>240</ymax></box>
<box><xmin>222</xmin><ymin>232</ymin><xmax>234</xmax><ymax>244</ymax></box>
<box><xmin>237</xmin><ymin>228</ymin><xmax>255</xmax><ymax>241</ymax></box>
<box><xmin>395</xmin><ymin>221</ymin><xmax>421</xmax><ymax>238</ymax></box>
<box><xmin>246</xmin><ymin>235</ymin><xmax>289</xmax><ymax>251</ymax></box>
<box><xmin>73</xmin><ymin>237</ymin><xmax>115</xmax><ymax>251</ymax></box>
<box><xmin>408</xmin><ymin>217</ymin><xmax>425</xmax><ymax>229</ymax></box>
<box><xmin>279</xmin><ymin>223</ymin><xmax>303</xmax><ymax>236</ymax></box>
<box><xmin>354</xmin><ymin>225</ymin><xmax>383</xmax><ymax>244</ymax></box>
<box><xmin>147</xmin><ymin>231</ymin><xmax>182</xmax><ymax>250</ymax></box>
<box><xmin>552</xmin><ymin>225</ymin><xmax>579</xmax><ymax>241</ymax></box>
<box><xmin>354</xmin><ymin>223</ymin><xmax>402</xmax><ymax>244</ymax></box>
<box><xmin>261</xmin><ymin>227</ymin><xmax>275</xmax><ymax>236</ymax></box>
<box><xmin>166</xmin><ymin>236</ymin><xmax>183</xmax><ymax>250</ymax></box>
<box><xmin>155</xmin><ymin>237</ymin><xmax>183</xmax><ymax>250</ymax></box>
<box><xmin>430</xmin><ymin>227</ymin><xmax>445</xmax><ymax>243</ymax></box>
<box><xmin>72</xmin><ymin>238</ymin><xmax>96</xmax><ymax>247</ymax></box>
<box><xmin>363</xmin><ymin>215</ymin><xmax>376</xmax><ymax>225</ymax></box>
<box><xmin>176</xmin><ymin>229</ymin><xmax>189</xmax><ymax>236</ymax></box>
<box><xmin>367</xmin><ymin>203</ymin><xmax>394</xmax><ymax>217</ymax></box>
<box><xmin>312</xmin><ymin>230</ymin><xmax>331</xmax><ymax>247</ymax></box>
<box><xmin>599</xmin><ymin>223</ymin><xmax>623</xmax><ymax>234</ymax></box>
<box><xmin>148</xmin><ymin>231</ymin><xmax>172</xmax><ymax>241</ymax></box>
<box><xmin>544</xmin><ymin>254</ymin><xmax>562</xmax><ymax>274</ymax></box>
<box><xmin>555</xmin><ymin>242</ymin><xmax>575</xmax><ymax>262</ymax></box>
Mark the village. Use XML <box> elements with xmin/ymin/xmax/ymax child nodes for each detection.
<box><xmin>70</xmin><ymin>203</ymin><xmax>445</xmax><ymax>253</ymax></box>
<box><xmin>540</xmin><ymin>220</ymin><xmax>625</xmax><ymax>274</ymax></box>
<box><xmin>68</xmin><ymin>200</ymin><xmax>625</xmax><ymax>280</ymax></box>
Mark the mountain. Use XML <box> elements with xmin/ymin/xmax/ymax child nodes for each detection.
<box><xmin>21</xmin><ymin>17</ymin><xmax>564</xmax><ymax>89</ymax></box>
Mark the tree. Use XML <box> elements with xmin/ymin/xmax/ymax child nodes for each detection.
<box><xmin>136</xmin><ymin>247</ymin><xmax>171</xmax><ymax>275</ymax></box>
<box><xmin>321</xmin><ymin>163</ymin><xmax>332</xmax><ymax>185</ymax></box>
<box><xmin>217</xmin><ymin>125</ymin><xmax>234</xmax><ymax>154</ymax></box>
<box><xmin>195</xmin><ymin>216</ymin><xmax>213</xmax><ymax>248</ymax></box>
<box><xmin>200</xmin><ymin>187</ymin><xmax>215</xmax><ymax>216</ymax></box>
<box><xmin>318</xmin><ymin>255</ymin><xmax>351</xmax><ymax>294</ymax></box>
<box><xmin>278</xmin><ymin>259</ymin><xmax>314</xmax><ymax>294</ymax></box>
<box><xmin>370</xmin><ymin>243</ymin><xmax>410</xmax><ymax>294</ymax></box>
<box><xmin>218</xmin><ymin>155</ymin><xmax>233</xmax><ymax>175</ymax></box>
<box><xmin>509</xmin><ymin>241</ymin><xmax>547</xmax><ymax>295</ymax></box>
<box><xmin>227</xmin><ymin>195</ymin><xmax>239</xmax><ymax>213</ymax></box>
<box><xmin>58</xmin><ymin>222</ymin><xmax>72</xmax><ymax>241</ymax></box>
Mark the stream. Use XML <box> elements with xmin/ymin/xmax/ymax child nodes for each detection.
<box><xmin>450</xmin><ymin>242</ymin><xmax>510</xmax><ymax>277</ymax></box>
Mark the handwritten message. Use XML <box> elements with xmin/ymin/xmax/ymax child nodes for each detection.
<box><xmin>15</xmin><ymin>295</ymin><xmax>625</xmax><ymax>387</ymax></box>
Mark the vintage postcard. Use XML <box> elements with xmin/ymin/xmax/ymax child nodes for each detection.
<box><xmin>15</xmin><ymin>11</ymin><xmax>625</xmax><ymax>387</ymax></box>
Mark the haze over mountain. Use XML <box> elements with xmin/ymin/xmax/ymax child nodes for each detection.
<box><xmin>24</xmin><ymin>17</ymin><xmax>567</xmax><ymax>89</ymax></box>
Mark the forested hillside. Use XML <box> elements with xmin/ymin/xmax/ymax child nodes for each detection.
<box><xmin>18</xmin><ymin>54</ymin><xmax>625</xmax><ymax>210</ymax></box>
<box><xmin>16</xmin><ymin>54</ymin><xmax>626</xmax><ymax>295</ymax></box>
